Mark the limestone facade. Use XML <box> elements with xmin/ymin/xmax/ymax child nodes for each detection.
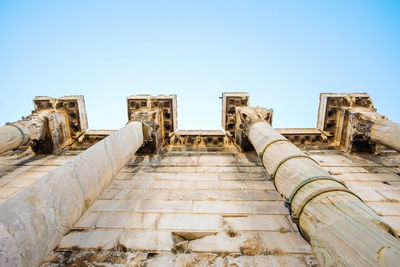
<box><xmin>0</xmin><ymin>93</ymin><xmax>399</xmax><ymax>266</ymax></box>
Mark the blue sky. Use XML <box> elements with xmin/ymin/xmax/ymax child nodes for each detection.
<box><xmin>0</xmin><ymin>1</ymin><xmax>399</xmax><ymax>130</ymax></box>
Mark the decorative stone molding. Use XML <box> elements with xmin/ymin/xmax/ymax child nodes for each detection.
<box><xmin>277</xmin><ymin>128</ymin><xmax>329</xmax><ymax>150</ymax></box>
<box><xmin>339</xmin><ymin>108</ymin><xmax>386</xmax><ymax>153</ymax></box>
<box><xmin>235</xmin><ymin>106</ymin><xmax>273</xmax><ymax>129</ymax></box>
<box><xmin>317</xmin><ymin>93</ymin><xmax>389</xmax><ymax>153</ymax></box>
<box><xmin>71</xmin><ymin>130</ymin><xmax>115</xmax><ymax>150</ymax></box>
<box><xmin>127</xmin><ymin>94</ymin><xmax>177</xmax><ymax>139</ymax></box>
<box><xmin>221</xmin><ymin>93</ymin><xmax>270</xmax><ymax>152</ymax></box>
<box><xmin>221</xmin><ymin>92</ymin><xmax>249</xmax><ymax>137</ymax></box>
<box><xmin>131</xmin><ymin>109</ymin><xmax>162</xmax><ymax>154</ymax></box>
<box><xmin>127</xmin><ymin>94</ymin><xmax>177</xmax><ymax>154</ymax></box>
<box><xmin>234</xmin><ymin>106</ymin><xmax>273</xmax><ymax>151</ymax></box>
<box><xmin>34</xmin><ymin>96</ymin><xmax>88</xmax><ymax>140</ymax></box>
<box><xmin>221</xmin><ymin>93</ymin><xmax>330</xmax><ymax>151</ymax></box>
<box><xmin>71</xmin><ymin>128</ymin><xmax>330</xmax><ymax>151</ymax></box>
<box><xmin>0</xmin><ymin>96</ymin><xmax>88</xmax><ymax>154</ymax></box>
<box><xmin>31</xmin><ymin>96</ymin><xmax>88</xmax><ymax>153</ymax></box>
<box><xmin>168</xmin><ymin>130</ymin><xmax>231</xmax><ymax>151</ymax></box>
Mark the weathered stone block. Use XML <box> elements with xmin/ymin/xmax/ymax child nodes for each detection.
<box><xmin>259</xmin><ymin>232</ymin><xmax>312</xmax><ymax>254</ymax></box>
<box><xmin>192</xmin><ymin>201</ymin><xmax>251</xmax><ymax>215</ymax></box>
<box><xmin>58</xmin><ymin>230</ymin><xmax>122</xmax><ymax>250</ymax></box>
<box><xmin>134</xmin><ymin>200</ymin><xmax>192</xmax><ymax>213</ymax></box>
<box><xmin>88</xmin><ymin>200</ymin><xmax>136</xmax><ymax>212</ymax></box>
<box><xmin>158</xmin><ymin>214</ymin><xmax>222</xmax><ymax>231</ymax></box>
<box><xmin>188</xmin><ymin>232</ymin><xmax>259</xmax><ymax>254</ymax></box>
<box><xmin>251</xmin><ymin>202</ymin><xmax>289</xmax><ymax>215</ymax></box>
<box><xmin>119</xmin><ymin>230</ymin><xmax>173</xmax><ymax>251</ymax></box>
<box><xmin>368</xmin><ymin>202</ymin><xmax>400</xmax><ymax>216</ymax></box>
<box><xmin>224</xmin><ymin>215</ymin><xmax>291</xmax><ymax>232</ymax></box>
<box><xmin>225</xmin><ymin>255</ymin><xmax>318</xmax><ymax>267</ymax></box>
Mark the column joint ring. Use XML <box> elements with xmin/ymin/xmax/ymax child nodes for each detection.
<box><xmin>259</xmin><ymin>139</ymin><xmax>287</xmax><ymax>171</ymax></box>
<box><xmin>284</xmin><ymin>175</ymin><xmax>347</xmax><ymax>213</ymax></box>
<box><xmin>292</xmin><ymin>186</ymin><xmax>364</xmax><ymax>241</ymax></box>
<box><xmin>271</xmin><ymin>154</ymin><xmax>318</xmax><ymax>179</ymax></box>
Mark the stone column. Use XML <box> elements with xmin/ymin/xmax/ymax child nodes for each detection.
<box><xmin>372</xmin><ymin>119</ymin><xmax>400</xmax><ymax>152</ymax></box>
<box><xmin>239</xmin><ymin>107</ymin><xmax>400</xmax><ymax>266</ymax></box>
<box><xmin>0</xmin><ymin>124</ymin><xmax>30</xmax><ymax>153</ymax></box>
<box><xmin>0</xmin><ymin>121</ymin><xmax>144</xmax><ymax>267</ymax></box>
<box><xmin>0</xmin><ymin>95</ymin><xmax>88</xmax><ymax>155</ymax></box>
<box><xmin>317</xmin><ymin>93</ymin><xmax>400</xmax><ymax>153</ymax></box>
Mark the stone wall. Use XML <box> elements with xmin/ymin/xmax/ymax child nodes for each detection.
<box><xmin>40</xmin><ymin>148</ymin><xmax>318</xmax><ymax>266</ymax></box>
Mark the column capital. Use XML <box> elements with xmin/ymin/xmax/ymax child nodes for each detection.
<box><xmin>3</xmin><ymin>96</ymin><xmax>89</xmax><ymax>154</ymax></box>
<box><xmin>317</xmin><ymin>93</ymin><xmax>385</xmax><ymax>153</ymax></box>
<box><xmin>221</xmin><ymin>92</ymin><xmax>273</xmax><ymax>151</ymax></box>
<box><xmin>34</xmin><ymin>95</ymin><xmax>88</xmax><ymax>139</ymax></box>
<box><xmin>32</xmin><ymin>96</ymin><xmax>87</xmax><ymax>153</ymax></box>
<box><xmin>235</xmin><ymin>106</ymin><xmax>273</xmax><ymax>131</ymax></box>
<box><xmin>127</xmin><ymin>94</ymin><xmax>177</xmax><ymax>154</ymax></box>
<box><xmin>221</xmin><ymin>92</ymin><xmax>249</xmax><ymax>137</ymax></box>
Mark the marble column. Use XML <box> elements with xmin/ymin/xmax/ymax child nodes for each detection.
<box><xmin>246</xmin><ymin>117</ymin><xmax>400</xmax><ymax>266</ymax></box>
<box><xmin>0</xmin><ymin>121</ymin><xmax>144</xmax><ymax>267</ymax></box>
<box><xmin>372</xmin><ymin>119</ymin><xmax>400</xmax><ymax>152</ymax></box>
<box><xmin>0</xmin><ymin>124</ymin><xmax>30</xmax><ymax>154</ymax></box>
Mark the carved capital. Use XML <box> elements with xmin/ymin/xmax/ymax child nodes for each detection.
<box><xmin>131</xmin><ymin>109</ymin><xmax>161</xmax><ymax>143</ymax></box>
<box><xmin>221</xmin><ymin>92</ymin><xmax>249</xmax><ymax>137</ymax></box>
<box><xmin>340</xmin><ymin>108</ymin><xmax>385</xmax><ymax>153</ymax></box>
<box><xmin>235</xmin><ymin>107</ymin><xmax>274</xmax><ymax>152</ymax></box>
<box><xmin>12</xmin><ymin>96</ymin><xmax>89</xmax><ymax>154</ymax></box>
<box><xmin>317</xmin><ymin>93</ymin><xmax>385</xmax><ymax>153</ymax></box>
<box><xmin>221</xmin><ymin>93</ymin><xmax>273</xmax><ymax>152</ymax></box>
<box><xmin>34</xmin><ymin>96</ymin><xmax>88</xmax><ymax>140</ymax></box>
<box><xmin>127</xmin><ymin>95</ymin><xmax>177</xmax><ymax>154</ymax></box>
<box><xmin>236</xmin><ymin>106</ymin><xmax>273</xmax><ymax>132</ymax></box>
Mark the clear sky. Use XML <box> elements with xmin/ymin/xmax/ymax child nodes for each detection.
<box><xmin>0</xmin><ymin>1</ymin><xmax>399</xmax><ymax>130</ymax></box>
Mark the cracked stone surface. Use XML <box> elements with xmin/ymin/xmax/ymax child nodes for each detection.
<box><xmin>2</xmin><ymin>145</ymin><xmax>400</xmax><ymax>266</ymax></box>
<box><xmin>38</xmin><ymin>150</ymin><xmax>318</xmax><ymax>266</ymax></box>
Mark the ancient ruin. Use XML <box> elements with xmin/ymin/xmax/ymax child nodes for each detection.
<box><xmin>0</xmin><ymin>92</ymin><xmax>400</xmax><ymax>266</ymax></box>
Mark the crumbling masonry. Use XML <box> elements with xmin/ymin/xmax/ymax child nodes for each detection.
<box><xmin>0</xmin><ymin>93</ymin><xmax>400</xmax><ymax>266</ymax></box>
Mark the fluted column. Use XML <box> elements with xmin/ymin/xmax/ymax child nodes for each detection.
<box><xmin>244</xmin><ymin>113</ymin><xmax>400</xmax><ymax>266</ymax></box>
<box><xmin>0</xmin><ymin>121</ymin><xmax>144</xmax><ymax>267</ymax></box>
<box><xmin>372</xmin><ymin>119</ymin><xmax>400</xmax><ymax>152</ymax></box>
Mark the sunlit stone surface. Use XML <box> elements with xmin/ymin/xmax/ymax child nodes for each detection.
<box><xmin>0</xmin><ymin>93</ymin><xmax>399</xmax><ymax>267</ymax></box>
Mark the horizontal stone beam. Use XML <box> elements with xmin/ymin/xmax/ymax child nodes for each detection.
<box><xmin>0</xmin><ymin>121</ymin><xmax>143</xmax><ymax>267</ymax></box>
